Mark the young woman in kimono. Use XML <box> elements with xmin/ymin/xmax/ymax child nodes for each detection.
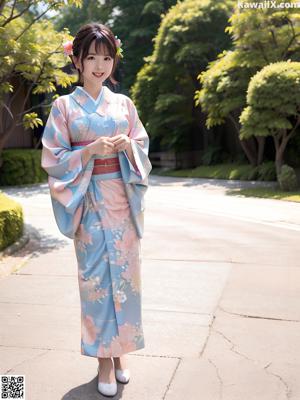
<box><xmin>41</xmin><ymin>22</ymin><xmax>152</xmax><ymax>397</ymax></box>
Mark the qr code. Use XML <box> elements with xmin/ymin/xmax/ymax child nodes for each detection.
<box><xmin>0</xmin><ymin>375</ymin><xmax>25</xmax><ymax>399</ymax></box>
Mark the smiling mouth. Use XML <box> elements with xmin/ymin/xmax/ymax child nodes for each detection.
<box><xmin>93</xmin><ymin>72</ymin><xmax>104</xmax><ymax>77</ymax></box>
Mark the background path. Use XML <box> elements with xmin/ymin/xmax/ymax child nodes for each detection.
<box><xmin>0</xmin><ymin>175</ymin><xmax>299</xmax><ymax>399</ymax></box>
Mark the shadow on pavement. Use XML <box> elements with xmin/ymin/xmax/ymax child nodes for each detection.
<box><xmin>24</xmin><ymin>224</ymin><xmax>69</xmax><ymax>257</ymax></box>
<box><xmin>149</xmin><ymin>173</ymin><xmax>278</xmax><ymax>190</ymax></box>
<box><xmin>0</xmin><ymin>183</ymin><xmax>49</xmax><ymax>198</ymax></box>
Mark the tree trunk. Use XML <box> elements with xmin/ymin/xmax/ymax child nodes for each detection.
<box><xmin>274</xmin><ymin>130</ymin><xmax>289</xmax><ymax>176</ymax></box>
<box><xmin>275</xmin><ymin>152</ymin><xmax>283</xmax><ymax>176</ymax></box>
<box><xmin>229</xmin><ymin>113</ymin><xmax>259</xmax><ymax>166</ymax></box>
<box><xmin>239</xmin><ymin>138</ymin><xmax>257</xmax><ymax>166</ymax></box>
<box><xmin>256</xmin><ymin>136</ymin><xmax>265</xmax><ymax>165</ymax></box>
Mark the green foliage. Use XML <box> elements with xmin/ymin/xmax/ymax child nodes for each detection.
<box><xmin>256</xmin><ymin>161</ymin><xmax>277</xmax><ymax>181</ymax></box>
<box><xmin>277</xmin><ymin>164</ymin><xmax>298</xmax><ymax>191</ymax></box>
<box><xmin>23</xmin><ymin>113</ymin><xmax>43</xmax><ymax>130</ymax></box>
<box><xmin>132</xmin><ymin>0</ymin><xmax>234</xmax><ymax>151</ymax></box>
<box><xmin>0</xmin><ymin>149</ymin><xmax>47</xmax><ymax>186</ymax></box>
<box><xmin>55</xmin><ymin>0</ymin><xmax>112</xmax><ymax>35</ymax></box>
<box><xmin>226</xmin><ymin>7</ymin><xmax>300</xmax><ymax>68</ymax></box>
<box><xmin>196</xmin><ymin>5</ymin><xmax>300</xmax><ymax>167</ymax></box>
<box><xmin>240</xmin><ymin>61</ymin><xmax>300</xmax><ymax>139</ymax></box>
<box><xmin>156</xmin><ymin>162</ymin><xmax>275</xmax><ymax>181</ymax></box>
<box><xmin>195</xmin><ymin>50</ymin><xmax>255</xmax><ymax>128</ymax></box>
<box><xmin>56</xmin><ymin>0</ymin><xmax>177</xmax><ymax>93</ymax></box>
<box><xmin>0</xmin><ymin>193</ymin><xmax>23</xmax><ymax>251</ymax></box>
<box><xmin>0</xmin><ymin>1</ymin><xmax>79</xmax><ymax>144</ymax></box>
<box><xmin>240</xmin><ymin>161</ymin><xmax>277</xmax><ymax>181</ymax></box>
<box><xmin>201</xmin><ymin>145</ymin><xmax>223</xmax><ymax>165</ymax></box>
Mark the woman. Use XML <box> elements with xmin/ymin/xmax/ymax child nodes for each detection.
<box><xmin>41</xmin><ymin>22</ymin><xmax>152</xmax><ymax>397</ymax></box>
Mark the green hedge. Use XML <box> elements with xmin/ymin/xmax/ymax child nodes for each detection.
<box><xmin>0</xmin><ymin>192</ymin><xmax>23</xmax><ymax>251</ymax></box>
<box><xmin>0</xmin><ymin>149</ymin><xmax>47</xmax><ymax>186</ymax></box>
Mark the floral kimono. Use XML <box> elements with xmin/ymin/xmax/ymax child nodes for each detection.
<box><xmin>41</xmin><ymin>84</ymin><xmax>152</xmax><ymax>357</ymax></box>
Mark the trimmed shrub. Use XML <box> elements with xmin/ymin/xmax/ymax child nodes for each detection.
<box><xmin>0</xmin><ymin>192</ymin><xmax>23</xmax><ymax>251</ymax></box>
<box><xmin>278</xmin><ymin>165</ymin><xmax>298</xmax><ymax>191</ymax></box>
<box><xmin>257</xmin><ymin>161</ymin><xmax>276</xmax><ymax>181</ymax></box>
<box><xmin>240</xmin><ymin>61</ymin><xmax>300</xmax><ymax>176</ymax></box>
<box><xmin>0</xmin><ymin>149</ymin><xmax>47</xmax><ymax>186</ymax></box>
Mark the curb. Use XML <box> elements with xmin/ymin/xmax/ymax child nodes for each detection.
<box><xmin>0</xmin><ymin>229</ymin><xmax>30</xmax><ymax>261</ymax></box>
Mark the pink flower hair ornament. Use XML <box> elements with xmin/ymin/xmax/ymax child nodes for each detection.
<box><xmin>62</xmin><ymin>40</ymin><xmax>73</xmax><ymax>56</ymax></box>
<box><xmin>62</xmin><ymin>36</ymin><xmax>123</xmax><ymax>58</ymax></box>
<box><xmin>115</xmin><ymin>36</ymin><xmax>124</xmax><ymax>58</ymax></box>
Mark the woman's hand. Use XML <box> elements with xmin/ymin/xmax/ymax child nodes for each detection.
<box><xmin>87</xmin><ymin>136</ymin><xmax>116</xmax><ymax>156</ymax></box>
<box><xmin>111</xmin><ymin>134</ymin><xmax>139</xmax><ymax>170</ymax></box>
<box><xmin>110</xmin><ymin>134</ymin><xmax>131</xmax><ymax>152</ymax></box>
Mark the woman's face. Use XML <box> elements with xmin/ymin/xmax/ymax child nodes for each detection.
<box><xmin>73</xmin><ymin>40</ymin><xmax>114</xmax><ymax>87</ymax></box>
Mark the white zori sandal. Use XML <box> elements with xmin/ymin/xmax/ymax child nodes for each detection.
<box><xmin>97</xmin><ymin>365</ymin><xmax>118</xmax><ymax>397</ymax></box>
<box><xmin>115</xmin><ymin>367</ymin><xmax>130</xmax><ymax>384</ymax></box>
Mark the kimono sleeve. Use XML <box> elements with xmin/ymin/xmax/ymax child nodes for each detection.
<box><xmin>41</xmin><ymin>97</ymin><xmax>94</xmax><ymax>239</ymax></box>
<box><xmin>118</xmin><ymin>97</ymin><xmax>152</xmax><ymax>238</ymax></box>
<box><xmin>119</xmin><ymin>97</ymin><xmax>152</xmax><ymax>184</ymax></box>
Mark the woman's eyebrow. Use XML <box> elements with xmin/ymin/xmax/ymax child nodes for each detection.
<box><xmin>87</xmin><ymin>52</ymin><xmax>111</xmax><ymax>56</ymax></box>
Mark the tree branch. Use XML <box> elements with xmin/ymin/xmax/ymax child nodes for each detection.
<box><xmin>8</xmin><ymin>0</ymin><xmax>17</xmax><ymax>22</ymax></box>
<box><xmin>270</xmin><ymin>29</ymin><xmax>278</xmax><ymax>49</ymax></box>
<box><xmin>20</xmin><ymin>101</ymin><xmax>54</xmax><ymax>116</ymax></box>
<box><xmin>257</xmin><ymin>41</ymin><xmax>269</xmax><ymax>63</ymax></box>
<box><xmin>2</xmin><ymin>101</ymin><xmax>13</xmax><ymax>120</ymax></box>
<box><xmin>286</xmin><ymin>115</ymin><xmax>300</xmax><ymax>141</ymax></box>
<box><xmin>1</xmin><ymin>2</ymin><xmax>32</xmax><ymax>27</ymax></box>
<box><xmin>228</xmin><ymin>112</ymin><xmax>240</xmax><ymax>135</ymax></box>
<box><xmin>15</xmin><ymin>3</ymin><xmax>57</xmax><ymax>41</ymax></box>
<box><xmin>281</xmin><ymin>17</ymin><xmax>298</xmax><ymax>60</ymax></box>
<box><xmin>7</xmin><ymin>79</ymin><xmax>23</xmax><ymax>109</ymax></box>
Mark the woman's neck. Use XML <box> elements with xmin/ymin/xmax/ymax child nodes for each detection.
<box><xmin>83</xmin><ymin>84</ymin><xmax>103</xmax><ymax>101</ymax></box>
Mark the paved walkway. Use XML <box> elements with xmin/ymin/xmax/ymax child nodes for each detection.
<box><xmin>0</xmin><ymin>175</ymin><xmax>299</xmax><ymax>399</ymax></box>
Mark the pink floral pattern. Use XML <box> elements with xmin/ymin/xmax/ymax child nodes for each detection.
<box><xmin>41</xmin><ymin>85</ymin><xmax>151</xmax><ymax>358</ymax></box>
<box><xmin>82</xmin><ymin>314</ymin><xmax>101</xmax><ymax>345</ymax></box>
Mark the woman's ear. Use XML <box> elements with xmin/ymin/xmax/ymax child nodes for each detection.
<box><xmin>71</xmin><ymin>55</ymin><xmax>81</xmax><ymax>71</ymax></box>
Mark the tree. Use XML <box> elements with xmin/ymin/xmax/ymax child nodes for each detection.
<box><xmin>132</xmin><ymin>0</ymin><xmax>234</xmax><ymax>152</ymax></box>
<box><xmin>195</xmin><ymin>5</ymin><xmax>300</xmax><ymax>166</ymax></box>
<box><xmin>239</xmin><ymin>61</ymin><xmax>300</xmax><ymax>176</ymax></box>
<box><xmin>227</xmin><ymin>6</ymin><xmax>300</xmax><ymax>68</ymax></box>
<box><xmin>56</xmin><ymin>0</ymin><xmax>177</xmax><ymax>93</ymax></box>
<box><xmin>55</xmin><ymin>0</ymin><xmax>112</xmax><ymax>38</ymax></box>
<box><xmin>109</xmin><ymin>0</ymin><xmax>177</xmax><ymax>93</ymax></box>
<box><xmin>195</xmin><ymin>51</ymin><xmax>264</xmax><ymax>166</ymax></box>
<box><xmin>0</xmin><ymin>0</ymin><xmax>80</xmax><ymax>159</ymax></box>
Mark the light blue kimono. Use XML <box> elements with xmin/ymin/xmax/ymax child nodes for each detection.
<box><xmin>41</xmin><ymin>85</ymin><xmax>152</xmax><ymax>357</ymax></box>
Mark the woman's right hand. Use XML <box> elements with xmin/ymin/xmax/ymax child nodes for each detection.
<box><xmin>87</xmin><ymin>136</ymin><xmax>115</xmax><ymax>156</ymax></box>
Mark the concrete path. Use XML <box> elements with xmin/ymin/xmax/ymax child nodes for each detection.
<box><xmin>0</xmin><ymin>175</ymin><xmax>299</xmax><ymax>400</ymax></box>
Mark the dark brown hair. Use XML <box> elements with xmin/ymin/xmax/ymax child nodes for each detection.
<box><xmin>70</xmin><ymin>22</ymin><xmax>120</xmax><ymax>86</ymax></box>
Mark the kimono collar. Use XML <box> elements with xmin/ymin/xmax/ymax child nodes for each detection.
<box><xmin>70</xmin><ymin>85</ymin><xmax>113</xmax><ymax>116</ymax></box>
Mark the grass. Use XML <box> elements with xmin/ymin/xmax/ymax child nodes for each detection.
<box><xmin>151</xmin><ymin>163</ymin><xmax>270</xmax><ymax>180</ymax></box>
<box><xmin>150</xmin><ymin>163</ymin><xmax>300</xmax><ymax>203</ymax></box>
<box><xmin>227</xmin><ymin>187</ymin><xmax>300</xmax><ymax>202</ymax></box>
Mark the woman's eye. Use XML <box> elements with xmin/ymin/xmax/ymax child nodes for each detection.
<box><xmin>86</xmin><ymin>56</ymin><xmax>111</xmax><ymax>61</ymax></box>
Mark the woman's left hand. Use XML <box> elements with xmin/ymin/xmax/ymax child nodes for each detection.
<box><xmin>110</xmin><ymin>134</ymin><xmax>131</xmax><ymax>152</ymax></box>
